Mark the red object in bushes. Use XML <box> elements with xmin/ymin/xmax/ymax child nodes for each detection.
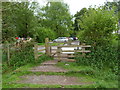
<box><xmin>16</xmin><ymin>37</ymin><xmax>19</xmax><ymax>39</ymax></box>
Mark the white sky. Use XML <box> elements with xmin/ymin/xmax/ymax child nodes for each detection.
<box><xmin>37</xmin><ymin>0</ymin><xmax>114</xmax><ymax>15</ymax></box>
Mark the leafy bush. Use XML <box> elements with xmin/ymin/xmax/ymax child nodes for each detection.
<box><xmin>76</xmin><ymin>45</ymin><xmax>118</xmax><ymax>75</ymax></box>
<box><xmin>35</xmin><ymin>27</ymin><xmax>56</xmax><ymax>43</ymax></box>
<box><xmin>75</xmin><ymin>6</ymin><xmax>118</xmax><ymax>83</ymax></box>
<box><xmin>77</xmin><ymin>7</ymin><xmax>118</xmax><ymax>46</ymax></box>
<box><xmin>35</xmin><ymin>54</ymin><xmax>53</xmax><ymax>64</ymax></box>
<box><xmin>2</xmin><ymin>42</ymin><xmax>52</xmax><ymax>73</ymax></box>
<box><xmin>2</xmin><ymin>42</ymin><xmax>34</xmax><ymax>72</ymax></box>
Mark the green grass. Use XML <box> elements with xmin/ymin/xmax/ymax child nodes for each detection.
<box><xmin>37</xmin><ymin>43</ymin><xmax>45</xmax><ymax>45</ymax></box>
<box><xmin>2</xmin><ymin>62</ymin><xmax>95</xmax><ymax>88</ymax></box>
<box><xmin>2</xmin><ymin>66</ymin><xmax>89</xmax><ymax>88</ymax></box>
<box><xmin>50</xmin><ymin>43</ymin><xmax>64</xmax><ymax>46</ymax></box>
<box><xmin>38</xmin><ymin>52</ymin><xmax>44</xmax><ymax>54</ymax></box>
<box><xmin>2</xmin><ymin>62</ymin><xmax>118</xmax><ymax>88</ymax></box>
<box><xmin>3</xmin><ymin>83</ymin><xmax>62</xmax><ymax>88</ymax></box>
<box><xmin>56</xmin><ymin>62</ymin><xmax>95</xmax><ymax>75</ymax></box>
<box><xmin>112</xmin><ymin>39</ymin><xmax>118</xmax><ymax>47</ymax></box>
<box><xmin>37</xmin><ymin>43</ymin><xmax>64</xmax><ymax>46</ymax></box>
<box><xmin>56</xmin><ymin>62</ymin><xmax>118</xmax><ymax>88</ymax></box>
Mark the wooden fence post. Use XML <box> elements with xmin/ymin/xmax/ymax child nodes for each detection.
<box><xmin>49</xmin><ymin>45</ymin><xmax>51</xmax><ymax>56</ymax></box>
<box><xmin>7</xmin><ymin>43</ymin><xmax>10</xmax><ymax>65</ymax></box>
<box><xmin>82</xmin><ymin>43</ymin><xmax>86</xmax><ymax>57</ymax></box>
<box><xmin>45</xmin><ymin>38</ymin><xmax>50</xmax><ymax>56</ymax></box>
<box><xmin>34</xmin><ymin>43</ymin><xmax>38</xmax><ymax>60</ymax></box>
<box><xmin>67</xmin><ymin>39</ymin><xmax>72</xmax><ymax>45</ymax></box>
<box><xmin>57</xmin><ymin>46</ymin><xmax>61</xmax><ymax>61</ymax></box>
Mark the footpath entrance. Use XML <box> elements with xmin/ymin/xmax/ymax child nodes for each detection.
<box><xmin>17</xmin><ymin>38</ymin><xmax>94</xmax><ymax>87</ymax></box>
<box><xmin>34</xmin><ymin>38</ymin><xmax>91</xmax><ymax>62</ymax></box>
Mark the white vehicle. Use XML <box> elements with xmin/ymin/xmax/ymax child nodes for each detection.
<box><xmin>53</xmin><ymin>37</ymin><xmax>69</xmax><ymax>42</ymax></box>
<box><xmin>69</xmin><ymin>37</ymin><xmax>74</xmax><ymax>41</ymax></box>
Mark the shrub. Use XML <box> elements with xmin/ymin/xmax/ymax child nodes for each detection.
<box><xmin>2</xmin><ymin>42</ymin><xmax>34</xmax><ymax>72</ymax></box>
<box><xmin>35</xmin><ymin>27</ymin><xmax>56</xmax><ymax>43</ymax></box>
<box><xmin>2</xmin><ymin>41</ymin><xmax>52</xmax><ymax>73</ymax></box>
<box><xmin>76</xmin><ymin>45</ymin><xmax>118</xmax><ymax>75</ymax></box>
<box><xmin>77</xmin><ymin>7</ymin><xmax>118</xmax><ymax>46</ymax></box>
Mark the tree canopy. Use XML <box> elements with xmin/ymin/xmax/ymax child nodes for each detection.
<box><xmin>73</xmin><ymin>8</ymin><xmax>88</xmax><ymax>32</ymax></box>
<box><xmin>40</xmin><ymin>2</ymin><xmax>73</xmax><ymax>37</ymax></box>
<box><xmin>2</xmin><ymin>0</ymin><xmax>119</xmax><ymax>44</ymax></box>
<box><xmin>77</xmin><ymin>7</ymin><xmax>118</xmax><ymax>46</ymax></box>
<box><xmin>2</xmin><ymin>2</ymin><xmax>38</xmax><ymax>42</ymax></box>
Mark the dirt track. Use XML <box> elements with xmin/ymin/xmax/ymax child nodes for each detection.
<box><xmin>19</xmin><ymin>75</ymin><xmax>93</xmax><ymax>85</ymax></box>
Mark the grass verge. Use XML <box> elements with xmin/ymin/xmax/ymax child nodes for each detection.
<box><xmin>56</xmin><ymin>62</ymin><xmax>118</xmax><ymax>88</ymax></box>
<box><xmin>2</xmin><ymin>62</ymin><xmax>118</xmax><ymax>88</ymax></box>
<box><xmin>2</xmin><ymin>62</ymin><xmax>94</xmax><ymax>88</ymax></box>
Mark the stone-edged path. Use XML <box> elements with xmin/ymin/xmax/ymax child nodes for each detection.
<box><xmin>18</xmin><ymin>60</ymin><xmax>94</xmax><ymax>86</ymax></box>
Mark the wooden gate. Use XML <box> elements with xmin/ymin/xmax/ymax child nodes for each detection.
<box><xmin>34</xmin><ymin>38</ymin><xmax>91</xmax><ymax>62</ymax></box>
<box><xmin>49</xmin><ymin>39</ymin><xmax>91</xmax><ymax>62</ymax></box>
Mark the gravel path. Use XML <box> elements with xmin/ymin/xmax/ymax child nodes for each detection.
<box><xmin>18</xmin><ymin>60</ymin><xmax>94</xmax><ymax>86</ymax></box>
<box><xmin>29</xmin><ymin>60</ymin><xmax>68</xmax><ymax>72</ymax></box>
<box><xmin>29</xmin><ymin>65</ymin><xmax>68</xmax><ymax>72</ymax></box>
<box><xmin>19</xmin><ymin>75</ymin><xmax>93</xmax><ymax>85</ymax></box>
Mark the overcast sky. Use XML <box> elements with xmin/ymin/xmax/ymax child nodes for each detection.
<box><xmin>37</xmin><ymin>0</ymin><xmax>114</xmax><ymax>15</ymax></box>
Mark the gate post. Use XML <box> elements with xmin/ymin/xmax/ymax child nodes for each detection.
<box><xmin>34</xmin><ymin>42</ymin><xmax>38</xmax><ymax>60</ymax></box>
<box><xmin>82</xmin><ymin>43</ymin><xmax>86</xmax><ymax>57</ymax></box>
<box><xmin>67</xmin><ymin>39</ymin><xmax>72</xmax><ymax>45</ymax></box>
<box><xmin>45</xmin><ymin>38</ymin><xmax>50</xmax><ymax>56</ymax></box>
<box><xmin>57</xmin><ymin>46</ymin><xmax>61</xmax><ymax>61</ymax></box>
<box><xmin>7</xmin><ymin>43</ymin><xmax>10</xmax><ymax>65</ymax></box>
<box><xmin>49</xmin><ymin>45</ymin><xmax>51</xmax><ymax>56</ymax></box>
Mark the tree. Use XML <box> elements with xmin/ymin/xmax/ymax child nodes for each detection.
<box><xmin>77</xmin><ymin>7</ymin><xmax>118</xmax><ymax>46</ymax></box>
<box><xmin>35</xmin><ymin>26</ymin><xmax>56</xmax><ymax>43</ymax></box>
<box><xmin>103</xmin><ymin>1</ymin><xmax>120</xmax><ymax>19</ymax></box>
<box><xmin>11</xmin><ymin>2</ymin><xmax>38</xmax><ymax>38</ymax></box>
<box><xmin>40</xmin><ymin>2</ymin><xmax>73</xmax><ymax>37</ymax></box>
<box><xmin>73</xmin><ymin>8</ymin><xmax>87</xmax><ymax>35</ymax></box>
<box><xmin>2</xmin><ymin>2</ymin><xmax>38</xmax><ymax>42</ymax></box>
<box><xmin>2</xmin><ymin>2</ymin><xmax>16</xmax><ymax>42</ymax></box>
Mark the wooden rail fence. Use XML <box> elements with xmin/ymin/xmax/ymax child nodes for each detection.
<box><xmin>2</xmin><ymin>42</ymin><xmax>30</xmax><ymax>65</ymax></box>
<box><xmin>34</xmin><ymin>38</ymin><xmax>91</xmax><ymax>62</ymax></box>
<box><xmin>54</xmin><ymin>43</ymin><xmax>91</xmax><ymax>62</ymax></box>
